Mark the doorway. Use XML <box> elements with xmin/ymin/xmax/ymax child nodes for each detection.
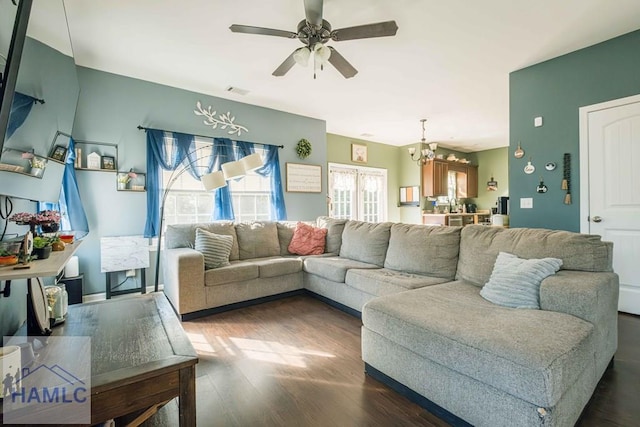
<box><xmin>328</xmin><ymin>163</ymin><xmax>387</xmax><ymax>222</ymax></box>
<box><xmin>579</xmin><ymin>94</ymin><xmax>640</xmax><ymax>314</ymax></box>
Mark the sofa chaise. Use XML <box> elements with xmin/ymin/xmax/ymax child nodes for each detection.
<box><xmin>162</xmin><ymin>218</ymin><xmax>618</xmax><ymax>426</ymax></box>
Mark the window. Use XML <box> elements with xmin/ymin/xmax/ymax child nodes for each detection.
<box><xmin>162</xmin><ymin>140</ymin><xmax>269</xmax><ymax>225</ymax></box>
<box><xmin>328</xmin><ymin>163</ymin><xmax>387</xmax><ymax>222</ymax></box>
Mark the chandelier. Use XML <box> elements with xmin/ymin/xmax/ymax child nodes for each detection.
<box><xmin>408</xmin><ymin>119</ymin><xmax>438</xmax><ymax>165</ymax></box>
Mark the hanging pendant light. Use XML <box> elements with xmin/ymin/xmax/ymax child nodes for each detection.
<box><xmin>408</xmin><ymin>119</ymin><xmax>437</xmax><ymax>165</ymax></box>
<box><xmin>240</xmin><ymin>152</ymin><xmax>263</xmax><ymax>172</ymax></box>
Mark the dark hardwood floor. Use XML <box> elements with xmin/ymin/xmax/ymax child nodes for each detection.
<box><xmin>145</xmin><ymin>295</ymin><xmax>640</xmax><ymax>426</ymax></box>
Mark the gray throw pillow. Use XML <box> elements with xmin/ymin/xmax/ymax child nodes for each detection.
<box><xmin>480</xmin><ymin>252</ymin><xmax>563</xmax><ymax>309</ymax></box>
<box><xmin>195</xmin><ymin>228</ymin><xmax>233</xmax><ymax>269</ymax></box>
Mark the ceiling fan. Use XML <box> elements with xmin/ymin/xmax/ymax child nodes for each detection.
<box><xmin>229</xmin><ymin>0</ymin><xmax>398</xmax><ymax>79</ymax></box>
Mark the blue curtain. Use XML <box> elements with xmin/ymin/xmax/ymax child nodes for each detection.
<box><xmin>144</xmin><ymin>130</ymin><xmax>287</xmax><ymax>235</ymax></box>
<box><xmin>38</xmin><ymin>138</ymin><xmax>90</xmax><ymax>239</ymax></box>
<box><xmin>6</xmin><ymin>92</ymin><xmax>36</xmax><ymax>140</ymax></box>
<box><xmin>144</xmin><ymin>130</ymin><xmax>209</xmax><ymax>237</ymax></box>
<box><xmin>212</xmin><ymin>138</ymin><xmax>236</xmax><ymax>220</ymax></box>
<box><xmin>235</xmin><ymin>140</ymin><xmax>287</xmax><ymax>220</ymax></box>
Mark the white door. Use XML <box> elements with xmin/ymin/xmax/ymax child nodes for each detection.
<box><xmin>579</xmin><ymin>94</ymin><xmax>640</xmax><ymax>314</ymax></box>
<box><xmin>328</xmin><ymin>163</ymin><xmax>388</xmax><ymax>222</ymax></box>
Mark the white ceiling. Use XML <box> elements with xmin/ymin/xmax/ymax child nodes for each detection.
<box><xmin>51</xmin><ymin>0</ymin><xmax>640</xmax><ymax>151</ymax></box>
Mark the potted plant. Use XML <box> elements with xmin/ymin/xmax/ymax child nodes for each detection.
<box><xmin>9</xmin><ymin>210</ymin><xmax>61</xmax><ymax>234</ymax></box>
<box><xmin>33</xmin><ymin>236</ymin><xmax>53</xmax><ymax>260</ymax></box>
<box><xmin>117</xmin><ymin>170</ymin><xmax>137</xmax><ymax>190</ymax></box>
<box><xmin>29</xmin><ymin>156</ymin><xmax>46</xmax><ymax>177</ymax></box>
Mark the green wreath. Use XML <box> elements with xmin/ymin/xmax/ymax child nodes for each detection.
<box><xmin>296</xmin><ymin>139</ymin><xmax>312</xmax><ymax>159</ymax></box>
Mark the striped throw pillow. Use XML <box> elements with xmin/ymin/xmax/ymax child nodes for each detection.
<box><xmin>480</xmin><ymin>252</ymin><xmax>563</xmax><ymax>309</ymax></box>
<box><xmin>195</xmin><ymin>228</ymin><xmax>233</xmax><ymax>269</ymax></box>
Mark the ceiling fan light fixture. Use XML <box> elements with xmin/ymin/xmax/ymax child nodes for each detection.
<box><xmin>293</xmin><ymin>47</ymin><xmax>311</xmax><ymax>66</ymax></box>
<box><xmin>314</xmin><ymin>44</ymin><xmax>331</xmax><ymax>65</ymax></box>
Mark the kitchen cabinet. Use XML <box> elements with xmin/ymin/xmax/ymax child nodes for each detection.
<box><xmin>422</xmin><ymin>159</ymin><xmax>478</xmax><ymax>198</ymax></box>
<box><xmin>422</xmin><ymin>160</ymin><xmax>449</xmax><ymax>197</ymax></box>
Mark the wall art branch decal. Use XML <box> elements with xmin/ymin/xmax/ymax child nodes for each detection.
<box><xmin>194</xmin><ymin>101</ymin><xmax>249</xmax><ymax>136</ymax></box>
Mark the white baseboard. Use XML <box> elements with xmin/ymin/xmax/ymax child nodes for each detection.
<box><xmin>618</xmin><ymin>285</ymin><xmax>640</xmax><ymax>315</ymax></box>
<box><xmin>82</xmin><ymin>285</ymin><xmax>163</xmax><ymax>304</ymax></box>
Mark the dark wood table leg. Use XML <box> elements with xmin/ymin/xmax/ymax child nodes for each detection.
<box><xmin>106</xmin><ymin>271</ymin><xmax>111</xmax><ymax>299</ymax></box>
<box><xmin>178</xmin><ymin>365</ymin><xmax>196</xmax><ymax>426</ymax></box>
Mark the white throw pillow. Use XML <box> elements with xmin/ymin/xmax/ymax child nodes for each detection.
<box><xmin>480</xmin><ymin>252</ymin><xmax>563</xmax><ymax>309</ymax></box>
<box><xmin>195</xmin><ymin>228</ymin><xmax>233</xmax><ymax>269</ymax></box>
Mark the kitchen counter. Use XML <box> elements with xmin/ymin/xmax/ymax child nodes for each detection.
<box><xmin>422</xmin><ymin>212</ymin><xmax>491</xmax><ymax>227</ymax></box>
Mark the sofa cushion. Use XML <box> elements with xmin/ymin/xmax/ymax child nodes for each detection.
<box><xmin>362</xmin><ymin>281</ymin><xmax>595</xmax><ymax>407</ymax></box>
<box><xmin>253</xmin><ymin>256</ymin><xmax>303</xmax><ymax>278</ymax></box>
<box><xmin>303</xmin><ymin>256</ymin><xmax>380</xmax><ymax>283</ymax></box>
<box><xmin>316</xmin><ymin>216</ymin><xmax>347</xmax><ymax>254</ymax></box>
<box><xmin>457</xmin><ymin>225</ymin><xmax>613</xmax><ymax>287</ymax></box>
<box><xmin>194</xmin><ymin>228</ymin><xmax>233</xmax><ymax>269</ymax></box>
<box><xmin>165</xmin><ymin>222</ymin><xmax>239</xmax><ymax>261</ymax></box>
<box><xmin>204</xmin><ymin>261</ymin><xmax>259</xmax><ymax>287</ymax></box>
<box><xmin>276</xmin><ymin>222</ymin><xmax>297</xmax><ymax>256</ymax></box>
<box><xmin>345</xmin><ymin>268</ymin><xmax>449</xmax><ymax>297</ymax></box>
<box><xmin>235</xmin><ymin>222</ymin><xmax>280</xmax><ymax>260</ymax></box>
<box><xmin>384</xmin><ymin>223</ymin><xmax>461</xmax><ymax>279</ymax></box>
<box><xmin>339</xmin><ymin>221</ymin><xmax>392</xmax><ymax>267</ymax></box>
<box><xmin>480</xmin><ymin>252</ymin><xmax>563</xmax><ymax>309</ymax></box>
<box><xmin>288</xmin><ymin>222</ymin><xmax>328</xmax><ymax>255</ymax></box>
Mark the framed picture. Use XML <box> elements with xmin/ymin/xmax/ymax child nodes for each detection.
<box><xmin>101</xmin><ymin>155</ymin><xmax>116</xmax><ymax>170</ymax></box>
<box><xmin>351</xmin><ymin>143</ymin><xmax>367</xmax><ymax>163</ymax></box>
<box><xmin>50</xmin><ymin>145</ymin><xmax>67</xmax><ymax>162</ymax></box>
<box><xmin>399</xmin><ymin>186</ymin><xmax>420</xmax><ymax>206</ymax></box>
<box><xmin>286</xmin><ymin>163</ymin><xmax>322</xmax><ymax>193</ymax></box>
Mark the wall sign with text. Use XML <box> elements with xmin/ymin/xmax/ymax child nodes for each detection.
<box><xmin>286</xmin><ymin>163</ymin><xmax>322</xmax><ymax>193</ymax></box>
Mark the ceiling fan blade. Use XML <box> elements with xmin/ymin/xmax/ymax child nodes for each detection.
<box><xmin>229</xmin><ymin>24</ymin><xmax>297</xmax><ymax>39</ymax></box>
<box><xmin>272</xmin><ymin>51</ymin><xmax>298</xmax><ymax>77</ymax></box>
<box><xmin>303</xmin><ymin>0</ymin><xmax>324</xmax><ymax>27</ymax></box>
<box><xmin>331</xmin><ymin>20</ymin><xmax>398</xmax><ymax>41</ymax></box>
<box><xmin>327</xmin><ymin>47</ymin><xmax>358</xmax><ymax>79</ymax></box>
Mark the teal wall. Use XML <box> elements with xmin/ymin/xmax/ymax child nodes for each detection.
<box><xmin>69</xmin><ymin>66</ymin><xmax>327</xmax><ymax>296</ymax></box>
<box><xmin>509</xmin><ymin>29</ymin><xmax>640</xmax><ymax>231</ymax></box>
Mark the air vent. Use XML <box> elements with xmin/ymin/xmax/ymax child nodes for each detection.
<box><xmin>360</xmin><ymin>133</ymin><xmax>374</xmax><ymax>137</ymax></box>
<box><xmin>225</xmin><ymin>86</ymin><xmax>249</xmax><ymax>96</ymax></box>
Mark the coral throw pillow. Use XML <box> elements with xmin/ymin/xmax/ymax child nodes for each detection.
<box><xmin>288</xmin><ymin>222</ymin><xmax>327</xmax><ymax>255</ymax></box>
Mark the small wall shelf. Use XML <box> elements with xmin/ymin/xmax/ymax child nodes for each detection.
<box><xmin>117</xmin><ymin>171</ymin><xmax>146</xmax><ymax>192</ymax></box>
<box><xmin>0</xmin><ymin>147</ymin><xmax>48</xmax><ymax>178</ymax></box>
<box><xmin>73</xmin><ymin>140</ymin><xmax>118</xmax><ymax>172</ymax></box>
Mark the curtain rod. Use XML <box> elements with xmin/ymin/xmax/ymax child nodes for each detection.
<box><xmin>137</xmin><ymin>125</ymin><xmax>283</xmax><ymax>149</ymax></box>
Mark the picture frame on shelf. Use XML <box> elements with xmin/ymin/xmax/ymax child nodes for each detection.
<box><xmin>101</xmin><ymin>155</ymin><xmax>116</xmax><ymax>170</ymax></box>
<box><xmin>50</xmin><ymin>145</ymin><xmax>67</xmax><ymax>162</ymax></box>
<box><xmin>351</xmin><ymin>143</ymin><xmax>367</xmax><ymax>163</ymax></box>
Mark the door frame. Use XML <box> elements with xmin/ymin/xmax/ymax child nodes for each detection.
<box><xmin>578</xmin><ymin>93</ymin><xmax>640</xmax><ymax>233</ymax></box>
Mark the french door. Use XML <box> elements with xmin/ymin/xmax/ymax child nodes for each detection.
<box><xmin>328</xmin><ymin>163</ymin><xmax>387</xmax><ymax>222</ymax></box>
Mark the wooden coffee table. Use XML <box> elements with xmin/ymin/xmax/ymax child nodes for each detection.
<box><xmin>27</xmin><ymin>293</ymin><xmax>198</xmax><ymax>426</ymax></box>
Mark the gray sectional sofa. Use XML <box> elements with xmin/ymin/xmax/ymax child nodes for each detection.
<box><xmin>162</xmin><ymin>218</ymin><xmax>618</xmax><ymax>427</ymax></box>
